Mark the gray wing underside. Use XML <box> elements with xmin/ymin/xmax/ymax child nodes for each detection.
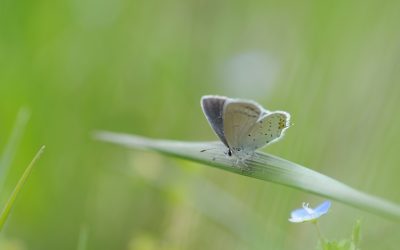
<box><xmin>201</xmin><ymin>96</ymin><xmax>229</xmax><ymax>147</ymax></box>
<box><xmin>222</xmin><ymin>100</ymin><xmax>264</xmax><ymax>151</ymax></box>
<box><xmin>243</xmin><ymin>111</ymin><xmax>291</xmax><ymax>150</ymax></box>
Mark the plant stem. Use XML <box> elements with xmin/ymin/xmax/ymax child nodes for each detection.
<box><xmin>313</xmin><ymin>220</ymin><xmax>326</xmax><ymax>243</ymax></box>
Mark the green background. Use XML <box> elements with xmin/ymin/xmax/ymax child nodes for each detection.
<box><xmin>1</xmin><ymin>0</ymin><xmax>400</xmax><ymax>249</ymax></box>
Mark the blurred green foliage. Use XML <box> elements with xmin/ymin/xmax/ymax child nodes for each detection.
<box><xmin>1</xmin><ymin>0</ymin><xmax>400</xmax><ymax>249</ymax></box>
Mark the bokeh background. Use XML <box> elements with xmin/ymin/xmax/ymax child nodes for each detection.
<box><xmin>1</xmin><ymin>0</ymin><xmax>400</xmax><ymax>249</ymax></box>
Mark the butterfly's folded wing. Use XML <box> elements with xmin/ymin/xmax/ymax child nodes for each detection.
<box><xmin>202</xmin><ymin>96</ymin><xmax>290</xmax><ymax>154</ymax></box>
<box><xmin>223</xmin><ymin>100</ymin><xmax>263</xmax><ymax>151</ymax></box>
<box><xmin>243</xmin><ymin>111</ymin><xmax>290</xmax><ymax>150</ymax></box>
<box><xmin>201</xmin><ymin>96</ymin><xmax>229</xmax><ymax>147</ymax></box>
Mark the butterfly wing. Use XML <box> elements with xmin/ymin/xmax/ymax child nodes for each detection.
<box><xmin>222</xmin><ymin>99</ymin><xmax>263</xmax><ymax>151</ymax></box>
<box><xmin>242</xmin><ymin>111</ymin><xmax>290</xmax><ymax>151</ymax></box>
<box><xmin>201</xmin><ymin>95</ymin><xmax>229</xmax><ymax>147</ymax></box>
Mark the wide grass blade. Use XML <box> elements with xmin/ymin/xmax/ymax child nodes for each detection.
<box><xmin>0</xmin><ymin>145</ymin><xmax>45</xmax><ymax>231</ymax></box>
<box><xmin>94</xmin><ymin>131</ymin><xmax>400</xmax><ymax>222</ymax></box>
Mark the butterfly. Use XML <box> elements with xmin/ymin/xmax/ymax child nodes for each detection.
<box><xmin>201</xmin><ymin>95</ymin><xmax>290</xmax><ymax>162</ymax></box>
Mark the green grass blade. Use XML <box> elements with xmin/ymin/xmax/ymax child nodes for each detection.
<box><xmin>0</xmin><ymin>145</ymin><xmax>45</xmax><ymax>231</ymax></box>
<box><xmin>0</xmin><ymin>108</ymin><xmax>30</xmax><ymax>190</ymax></box>
<box><xmin>93</xmin><ymin>131</ymin><xmax>400</xmax><ymax>222</ymax></box>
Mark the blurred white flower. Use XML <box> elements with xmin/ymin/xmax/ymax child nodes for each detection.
<box><xmin>220</xmin><ymin>50</ymin><xmax>280</xmax><ymax>99</ymax></box>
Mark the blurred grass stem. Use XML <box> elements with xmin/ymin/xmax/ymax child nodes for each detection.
<box><xmin>0</xmin><ymin>145</ymin><xmax>45</xmax><ymax>231</ymax></box>
<box><xmin>0</xmin><ymin>108</ymin><xmax>30</xmax><ymax>190</ymax></box>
